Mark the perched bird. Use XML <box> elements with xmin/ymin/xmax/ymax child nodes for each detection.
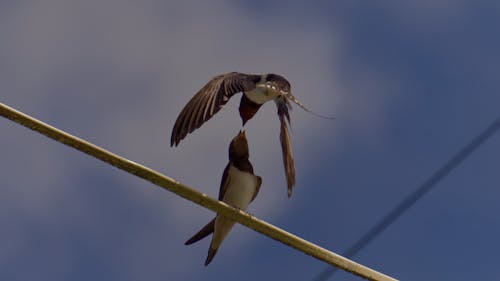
<box><xmin>171</xmin><ymin>72</ymin><xmax>331</xmax><ymax>196</ymax></box>
<box><xmin>185</xmin><ymin>130</ymin><xmax>262</xmax><ymax>266</ymax></box>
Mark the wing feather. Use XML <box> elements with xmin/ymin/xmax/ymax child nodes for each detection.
<box><xmin>218</xmin><ymin>164</ymin><xmax>231</xmax><ymax>201</ymax></box>
<box><xmin>276</xmin><ymin>97</ymin><xmax>296</xmax><ymax>197</ymax></box>
<box><xmin>171</xmin><ymin>72</ymin><xmax>258</xmax><ymax>146</ymax></box>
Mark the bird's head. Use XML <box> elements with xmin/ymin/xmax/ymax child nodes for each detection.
<box><xmin>229</xmin><ymin>130</ymin><xmax>249</xmax><ymax>160</ymax></box>
<box><xmin>263</xmin><ymin>73</ymin><xmax>291</xmax><ymax>95</ymax></box>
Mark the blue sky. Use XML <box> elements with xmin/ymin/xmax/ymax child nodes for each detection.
<box><xmin>1</xmin><ymin>1</ymin><xmax>499</xmax><ymax>280</ymax></box>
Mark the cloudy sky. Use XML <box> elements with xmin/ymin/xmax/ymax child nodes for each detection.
<box><xmin>1</xmin><ymin>1</ymin><xmax>499</xmax><ymax>280</ymax></box>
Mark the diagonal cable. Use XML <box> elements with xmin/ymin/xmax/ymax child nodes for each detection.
<box><xmin>313</xmin><ymin>116</ymin><xmax>500</xmax><ymax>281</ymax></box>
<box><xmin>0</xmin><ymin>101</ymin><xmax>397</xmax><ymax>281</ymax></box>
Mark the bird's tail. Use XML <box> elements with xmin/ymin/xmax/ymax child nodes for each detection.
<box><xmin>185</xmin><ymin>218</ymin><xmax>215</xmax><ymax>245</ymax></box>
<box><xmin>205</xmin><ymin>247</ymin><xmax>219</xmax><ymax>266</ymax></box>
<box><xmin>276</xmin><ymin>97</ymin><xmax>296</xmax><ymax>197</ymax></box>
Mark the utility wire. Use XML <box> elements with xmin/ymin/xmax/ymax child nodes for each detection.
<box><xmin>313</xmin><ymin>116</ymin><xmax>500</xmax><ymax>281</ymax></box>
<box><xmin>0</xmin><ymin>102</ymin><xmax>397</xmax><ymax>281</ymax></box>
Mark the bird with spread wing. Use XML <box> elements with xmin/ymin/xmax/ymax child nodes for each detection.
<box><xmin>171</xmin><ymin>72</ymin><xmax>332</xmax><ymax>197</ymax></box>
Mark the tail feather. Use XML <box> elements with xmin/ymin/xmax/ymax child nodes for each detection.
<box><xmin>204</xmin><ymin>247</ymin><xmax>219</xmax><ymax>266</ymax></box>
<box><xmin>276</xmin><ymin>97</ymin><xmax>296</xmax><ymax>197</ymax></box>
<box><xmin>185</xmin><ymin>219</ymin><xmax>215</xmax><ymax>245</ymax></box>
<box><xmin>280</xmin><ymin>115</ymin><xmax>296</xmax><ymax>197</ymax></box>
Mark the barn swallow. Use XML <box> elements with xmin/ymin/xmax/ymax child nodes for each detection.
<box><xmin>184</xmin><ymin>130</ymin><xmax>262</xmax><ymax>266</ymax></box>
<box><xmin>171</xmin><ymin>72</ymin><xmax>332</xmax><ymax>197</ymax></box>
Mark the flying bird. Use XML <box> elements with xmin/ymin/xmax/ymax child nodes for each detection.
<box><xmin>185</xmin><ymin>130</ymin><xmax>262</xmax><ymax>266</ymax></box>
<box><xmin>171</xmin><ymin>72</ymin><xmax>332</xmax><ymax>196</ymax></box>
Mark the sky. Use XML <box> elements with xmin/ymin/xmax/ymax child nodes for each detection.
<box><xmin>1</xmin><ymin>1</ymin><xmax>499</xmax><ymax>280</ymax></box>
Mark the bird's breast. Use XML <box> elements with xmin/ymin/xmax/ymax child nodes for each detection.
<box><xmin>222</xmin><ymin>165</ymin><xmax>260</xmax><ymax>210</ymax></box>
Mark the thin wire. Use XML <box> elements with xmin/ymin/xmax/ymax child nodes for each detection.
<box><xmin>313</xmin><ymin>116</ymin><xmax>500</xmax><ymax>281</ymax></box>
<box><xmin>0</xmin><ymin>102</ymin><xmax>397</xmax><ymax>281</ymax></box>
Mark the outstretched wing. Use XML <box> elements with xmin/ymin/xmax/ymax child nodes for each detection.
<box><xmin>171</xmin><ymin>72</ymin><xmax>259</xmax><ymax>146</ymax></box>
<box><xmin>276</xmin><ymin>96</ymin><xmax>296</xmax><ymax>197</ymax></box>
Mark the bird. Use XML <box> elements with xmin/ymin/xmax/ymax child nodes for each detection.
<box><xmin>171</xmin><ymin>72</ymin><xmax>332</xmax><ymax>197</ymax></box>
<box><xmin>184</xmin><ymin>130</ymin><xmax>262</xmax><ymax>266</ymax></box>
